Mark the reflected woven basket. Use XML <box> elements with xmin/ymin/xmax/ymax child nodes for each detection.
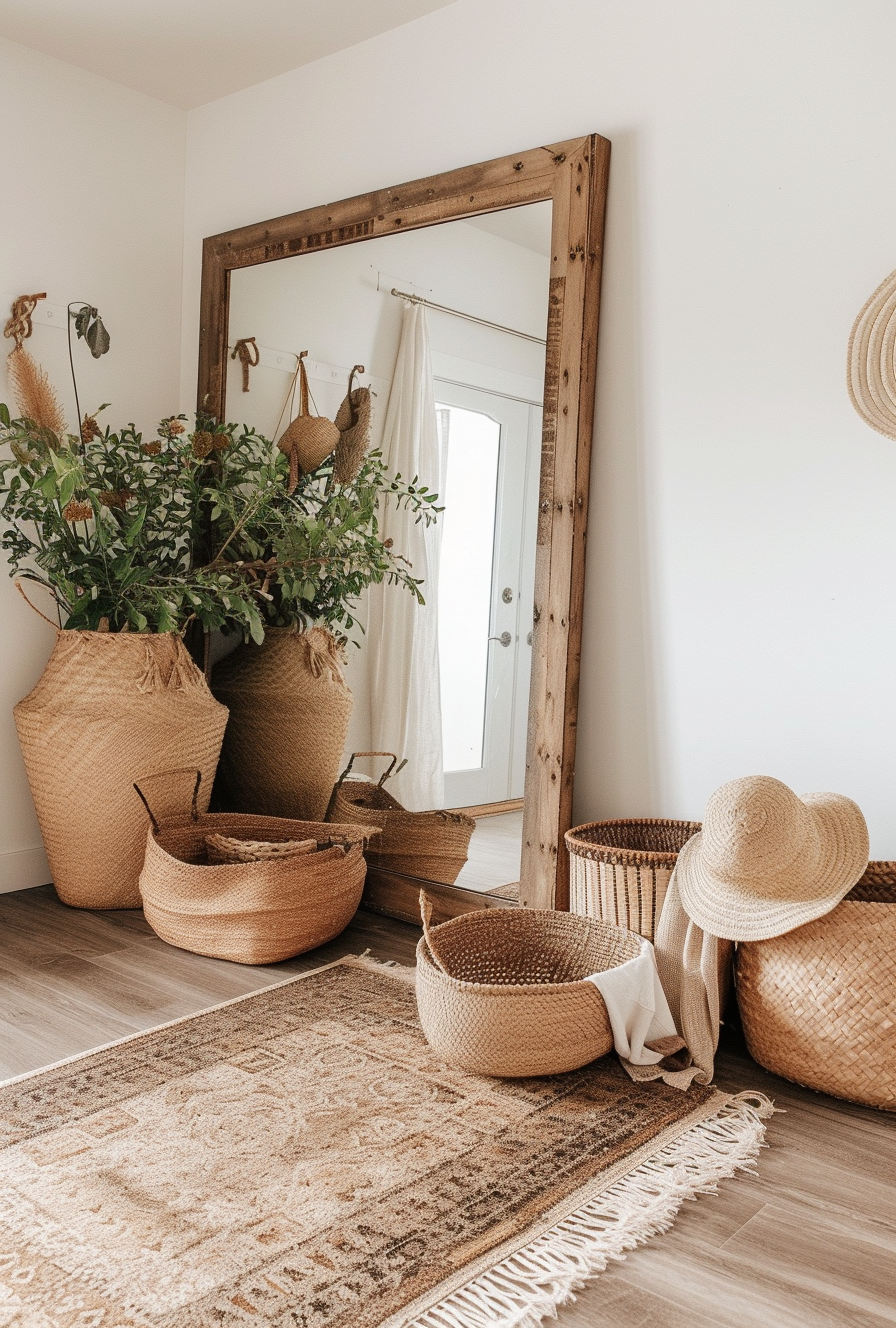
<box><xmin>136</xmin><ymin>769</ymin><xmax>374</xmax><ymax>965</ymax></box>
<box><xmin>564</xmin><ymin>819</ymin><xmax>701</xmax><ymax>941</ymax></box>
<box><xmin>735</xmin><ymin>863</ymin><xmax>896</xmax><ymax>1111</ymax></box>
<box><xmin>415</xmin><ymin>895</ymin><xmax>642</xmax><ymax>1077</ymax></box>
<box><xmin>327</xmin><ymin>752</ymin><xmax>475</xmax><ymax>884</ymax></box>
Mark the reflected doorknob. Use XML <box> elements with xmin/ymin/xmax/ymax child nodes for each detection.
<box><xmin>489</xmin><ymin>632</ymin><xmax>512</xmax><ymax>647</ymax></box>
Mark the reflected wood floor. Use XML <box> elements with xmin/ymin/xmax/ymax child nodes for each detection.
<box><xmin>1</xmin><ymin>884</ymin><xmax>894</xmax><ymax>1326</ymax></box>
<box><xmin>454</xmin><ymin>809</ymin><xmax>523</xmax><ymax>894</ymax></box>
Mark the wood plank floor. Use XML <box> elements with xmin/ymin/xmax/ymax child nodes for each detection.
<box><xmin>1</xmin><ymin>884</ymin><xmax>894</xmax><ymax>1326</ymax></box>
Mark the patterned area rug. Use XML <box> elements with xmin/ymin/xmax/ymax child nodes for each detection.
<box><xmin>0</xmin><ymin>957</ymin><xmax>771</xmax><ymax>1327</ymax></box>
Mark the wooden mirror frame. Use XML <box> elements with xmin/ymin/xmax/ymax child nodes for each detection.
<box><xmin>197</xmin><ymin>134</ymin><xmax>610</xmax><ymax>919</ymax></box>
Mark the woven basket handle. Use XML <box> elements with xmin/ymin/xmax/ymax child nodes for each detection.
<box><xmin>419</xmin><ymin>890</ymin><xmax>452</xmax><ymax>976</ymax></box>
<box><xmin>133</xmin><ymin>768</ymin><xmax>202</xmax><ymax>832</ymax></box>
<box><xmin>335</xmin><ymin>751</ymin><xmax>407</xmax><ymax>789</ymax></box>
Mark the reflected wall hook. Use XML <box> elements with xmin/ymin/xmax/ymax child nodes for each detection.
<box><xmin>231</xmin><ymin>336</ymin><xmax>259</xmax><ymax>391</ymax></box>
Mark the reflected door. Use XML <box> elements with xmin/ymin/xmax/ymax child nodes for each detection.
<box><xmin>435</xmin><ymin>382</ymin><xmax>542</xmax><ymax>808</ymax></box>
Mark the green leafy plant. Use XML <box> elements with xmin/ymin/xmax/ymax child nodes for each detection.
<box><xmin>203</xmin><ymin>426</ymin><xmax>441</xmax><ymax>640</ymax></box>
<box><xmin>0</xmin><ymin>404</ymin><xmax>441</xmax><ymax>644</ymax></box>
<box><xmin>0</xmin><ymin>406</ymin><xmax>267</xmax><ymax>638</ymax></box>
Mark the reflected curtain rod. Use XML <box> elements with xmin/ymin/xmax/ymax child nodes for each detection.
<box><xmin>389</xmin><ymin>288</ymin><xmax>546</xmax><ymax>346</ymax></box>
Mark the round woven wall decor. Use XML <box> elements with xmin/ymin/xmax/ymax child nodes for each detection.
<box><xmin>848</xmin><ymin>266</ymin><xmax>896</xmax><ymax>440</ymax></box>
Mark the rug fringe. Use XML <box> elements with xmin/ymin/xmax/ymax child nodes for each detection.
<box><xmin>407</xmin><ymin>1091</ymin><xmax>775</xmax><ymax>1328</ymax></box>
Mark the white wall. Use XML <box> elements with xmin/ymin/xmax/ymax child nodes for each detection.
<box><xmin>181</xmin><ymin>0</ymin><xmax>896</xmax><ymax>855</ymax></box>
<box><xmin>0</xmin><ymin>38</ymin><xmax>186</xmax><ymax>890</ymax></box>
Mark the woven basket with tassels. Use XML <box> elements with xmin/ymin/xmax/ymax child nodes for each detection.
<box><xmin>136</xmin><ymin>769</ymin><xmax>374</xmax><ymax>964</ymax></box>
<box><xmin>415</xmin><ymin>891</ymin><xmax>642</xmax><ymax>1076</ymax></box>
<box><xmin>735</xmin><ymin>863</ymin><xmax>896</xmax><ymax>1111</ymax></box>
<box><xmin>212</xmin><ymin>627</ymin><xmax>353</xmax><ymax>822</ymax></box>
<box><xmin>326</xmin><ymin>752</ymin><xmax>475</xmax><ymax>884</ymax></box>
<box><xmin>14</xmin><ymin>631</ymin><xmax>227</xmax><ymax>909</ymax></box>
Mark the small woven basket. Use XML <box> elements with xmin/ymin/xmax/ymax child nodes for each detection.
<box><xmin>735</xmin><ymin>863</ymin><xmax>896</xmax><ymax>1111</ymax></box>
<box><xmin>327</xmin><ymin>752</ymin><xmax>475</xmax><ymax>885</ymax></box>
<box><xmin>564</xmin><ymin>819</ymin><xmax>701</xmax><ymax>941</ymax></box>
<box><xmin>136</xmin><ymin>769</ymin><xmax>373</xmax><ymax>965</ymax></box>
<box><xmin>415</xmin><ymin>894</ymin><xmax>642</xmax><ymax>1077</ymax></box>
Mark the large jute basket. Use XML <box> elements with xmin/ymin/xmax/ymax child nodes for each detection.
<box><xmin>416</xmin><ymin>894</ymin><xmax>642</xmax><ymax>1077</ymax></box>
<box><xmin>212</xmin><ymin>626</ymin><xmax>353</xmax><ymax>822</ymax></box>
<box><xmin>136</xmin><ymin>769</ymin><xmax>373</xmax><ymax>964</ymax></box>
<box><xmin>327</xmin><ymin>752</ymin><xmax>475</xmax><ymax>884</ymax></box>
<box><xmin>14</xmin><ymin>631</ymin><xmax>227</xmax><ymax>909</ymax></box>
<box><xmin>564</xmin><ymin>819</ymin><xmax>702</xmax><ymax>941</ymax></box>
<box><xmin>735</xmin><ymin>864</ymin><xmax>896</xmax><ymax>1111</ymax></box>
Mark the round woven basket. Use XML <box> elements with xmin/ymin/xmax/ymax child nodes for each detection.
<box><xmin>328</xmin><ymin>756</ymin><xmax>474</xmax><ymax>884</ymax></box>
<box><xmin>137</xmin><ymin>770</ymin><xmax>372</xmax><ymax>965</ymax></box>
<box><xmin>416</xmin><ymin>904</ymin><xmax>642</xmax><ymax>1077</ymax></box>
<box><xmin>564</xmin><ymin>819</ymin><xmax>701</xmax><ymax>941</ymax></box>
<box><xmin>735</xmin><ymin>863</ymin><xmax>896</xmax><ymax>1111</ymax></box>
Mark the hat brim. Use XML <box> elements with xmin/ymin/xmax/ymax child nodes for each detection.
<box><xmin>675</xmin><ymin>792</ymin><xmax>869</xmax><ymax>941</ymax></box>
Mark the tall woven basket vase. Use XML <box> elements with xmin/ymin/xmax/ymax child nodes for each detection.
<box><xmin>564</xmin><ymin>819</ymin><xmax>701</xmax><ymax>941</ymax></box>
<box><xmin>212</xmin><ymin>627</ymin><xmax>353</xmax><ymax>821</ymax></box>
<box><xmin>14</xmin><ymin>631</ymin><xmax>228</xmax><ymax>909</ymax></box>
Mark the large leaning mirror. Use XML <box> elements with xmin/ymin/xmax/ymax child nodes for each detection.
<box><xmin>198</xmin><ymin>137</ymin><xmax>610</xmax><ymax>922</ymax></box>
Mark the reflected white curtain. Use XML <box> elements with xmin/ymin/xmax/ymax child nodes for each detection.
<box><xmin>368</xmin><ymin>301</ymin><xmax>444</xmax><ymax>810</ymax></box>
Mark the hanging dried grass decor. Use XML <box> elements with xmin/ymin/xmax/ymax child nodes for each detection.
<box><xmin>3</xmin><ymin>293</ymin><xmax>67</xmax><ymax>436</ymax></box>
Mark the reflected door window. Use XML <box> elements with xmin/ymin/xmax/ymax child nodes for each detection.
<box><xmin>436</xmin><ymin>404</ymin><xmax>500</xmax><ymax>772</ymax></box>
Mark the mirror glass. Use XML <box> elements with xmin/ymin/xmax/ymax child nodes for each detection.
<box><xmin>224</xmin><ymin>200</ymin><xmax>552</xmax><ymax>900</ymax></box>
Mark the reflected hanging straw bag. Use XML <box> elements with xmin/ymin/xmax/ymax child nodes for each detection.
<box><xmin>326</xmin><ymin>752</ymin><xmax>475</xmax><ymax>885</ymax></box>
<box><xmin>333</xmin><ymin>363</ymin><xmax>372</xmax><ymax>483</ymax></box>
<box><xmin>135</xmin><ymin>768</ymin><xmax>374</xmax><ymax>964</ymax></box>
<box><xmin>276</xmin><ymin>350</ymin><xmax>339</xmax><ymax>490</ymax></box>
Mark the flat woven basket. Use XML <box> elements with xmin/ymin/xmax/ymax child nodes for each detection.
<box><xmin>564</xmin><ymin>819</ymin><xmax>702</xmax><ymax>941</ymax></box>
<box><xmin>415</xmin><ymin>896</ymin><xmax>642</xmax><ymax>1077</ymax></box>
<box><xmin>136</xmin><ymin>769</ymin><xmax>373</xmax><ymax>965</ymax></box>
<box><xmin>735</xmin><ymin>862</ymin><xmax>896</xmax><ymax>1111</ymax></box>
<box><xmin>327</xmin><ymin>753</ymin><xmax>475</xmax><ymax>885</ymax></box>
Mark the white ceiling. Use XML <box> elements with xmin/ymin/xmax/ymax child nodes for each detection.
<box><xmin>463</xmin><ymin>201</ymin><xmax>553</xmax><ymax>257</ymax></box>
<box><xmin>0</xmin><ymin>0</ymin><xmax>458</xmax><ymax>109</ymax></box>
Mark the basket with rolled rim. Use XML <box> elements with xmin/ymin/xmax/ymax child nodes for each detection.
<box><xmin>326</xmin><ymin>751</ymin><xmax>475</xmax><ymax>885</ymax></box>
<box><xmin>415</xmin><ymin>891</ymin><xmax>642</xmax><ymax>1077</ymax></box>
<box><xmin>135</xmin><ymin>768</ymin><xmax>378</xmax><ymax>965</ymax></box>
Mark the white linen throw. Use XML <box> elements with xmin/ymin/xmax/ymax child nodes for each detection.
<box><xmin>585</xmin><ymin>867</ymin><xmax>734</xmax><ymax>1090</ymax></box>
<box><xmin>585</xmin><ymin>938</ymin><xmax>678</xmax><ymax>1065</ymax></box>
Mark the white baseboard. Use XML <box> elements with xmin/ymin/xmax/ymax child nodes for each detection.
<box><xmin>0</xmin><ymin>845</ymin><xmax>51</xmax><ymax>894</ymax></box>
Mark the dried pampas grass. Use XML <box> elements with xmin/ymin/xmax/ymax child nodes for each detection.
<box><xmin>6</xmin><ymin>347</ymin><xmax>67</xmax><ymax>437</ymax></box>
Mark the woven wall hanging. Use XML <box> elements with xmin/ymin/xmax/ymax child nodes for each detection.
<box><xmin>847</xmin><ymin>267</ymin><xmax>896</xmax><ymax>439</ymax></box>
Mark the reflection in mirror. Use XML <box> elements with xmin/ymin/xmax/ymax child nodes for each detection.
<box><xmin>224</xmin><ymin>200</ymin><xmax>552</xmax><ymax>900</ymax></box>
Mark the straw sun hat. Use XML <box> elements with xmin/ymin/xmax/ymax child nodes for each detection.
<box><xmin>676</xmin><ymin>776</ymin><xmax>869</xmax><ymax>942</ymax></box>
